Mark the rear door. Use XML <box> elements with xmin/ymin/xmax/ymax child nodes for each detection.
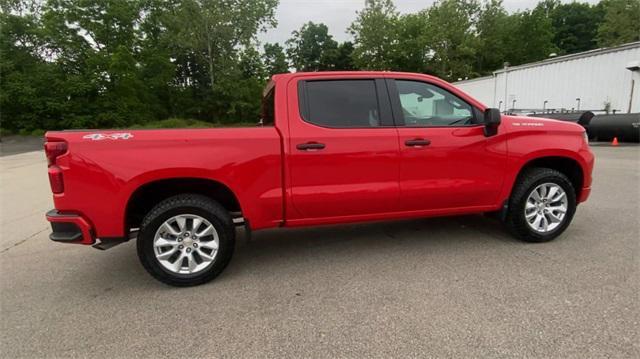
<box><xmin>387</xmin><ymin>78</ymin><xmax>507</xmax><ymax>211</ymax></box>
<box><xmin>286</xmin><ymin>76</ymin><xmax>401</xmax><ymax>220</ymax></box>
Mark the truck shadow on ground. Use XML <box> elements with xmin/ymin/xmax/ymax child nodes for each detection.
<box><xmin>83</xmin><ymin>214</ymin><xmax>517</xmax><ymax>290</ymax></box>
<box><xmin>225</xmin><ymin>214</ymin><xmax>514</xmax><ymax>276</ymax></box>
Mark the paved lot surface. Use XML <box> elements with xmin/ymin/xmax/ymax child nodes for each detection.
<box><xmin>0</xmin><ymin>136</ymin><xmax>44</xmax><ymax>157</ymax></box>
<box><xmin>1</xmin><ymin>146</ymin><xmax>638</xmax><ymax>358</ymax></box>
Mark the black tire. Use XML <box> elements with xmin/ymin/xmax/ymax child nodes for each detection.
<box><xmin>137</xmin><ymin>194</ymin><xmax>235</xmax><ymax>286</ymax></box>
<box><xmin>505</xmin><ymin>167</ymin><xmax>577</xmax><ymax>242</ymax></box>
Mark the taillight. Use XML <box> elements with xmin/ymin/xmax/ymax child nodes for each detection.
<box><xmin>48</xmin><ymin>166</ymin><xmax>64</xmax><ymax>193</ymax></box>
<box><xmin>45</xmin><ymin>140</ymin><xmax>67</xmax><ymax>193</ymax></box>
<box><xmin>44</xmin><ymin>141</ymin><xmax>68</xmax><ymax>165</ymax></box>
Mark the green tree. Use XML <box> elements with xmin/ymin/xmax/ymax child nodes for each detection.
<box><xmin>40</xmin><ymin>0</ymin><xmax>153</xmax><ymax>127</ymax></box>
<box><xmin>474</xmin><ymin>0</ymin><xmax>511</xmax><ymax>74</ymax></box>
<box><xmin>393</xmin><ymin>12</ymin><xmax>430</xmax><ymax>73</ymax></box>
<box><xmin>215</xmin><ymin>47</ymin><xmax>266</xmax><ymax>121</ymax></box>
<box><xmin>169</xmin><ymin>0</ymin><xmax>277</xmax><ymax>91</ymax></box>
<box><xmin>539</xmin><ymin>0</ymin><xmax>604</xmax><ymax>54</ymax></box>
<box><xmin>331</xmin><ymin>41</ymin><xmax>357</xmax><ymax>70</ymax></box>
<box><xmin>349</xmin><ymin>0</ymin><xmax>399</xmax><ymax>70</ymax></box>
<box><xmin>0</xmin><ymin>0</ymin><xmax>65</xmax><ymax>131</ymax></box>
<box><xmin>597</xmin><ymin>0</ymin><xmax>640</xmax><ymax>47</ymax></box>
<box><xmin>286</xmin><ymin>22</ymin><xmax>338</xmax><ymax>71</ymax></box>
<box><xmin>504</xmin><ymin>7</ymin><xmax>557</xmax><ymax>66</ymax></box>
<box><xmin>423</xmin><ymin>0</ymin><xmax>480</xmax><ymax>80</ymax></box>
<box><xmin>263</xmin><ymin>42</ymin><xmax>289</xmax><ymax>76</ymax></box>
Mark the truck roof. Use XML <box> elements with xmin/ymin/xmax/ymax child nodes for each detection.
<box><xmin>271</xmin><ymin>71</ymin><xmax>441</xmax><ymax>82</ymax></box>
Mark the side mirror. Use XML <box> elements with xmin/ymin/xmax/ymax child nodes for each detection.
<box><xmin>484</xmin><ymin>108</ymin><xmax>501</xmax><ymax>137</ymax></box>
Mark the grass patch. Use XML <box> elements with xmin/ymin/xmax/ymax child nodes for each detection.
<box><xmin>1</xmin><ymin>128</ymin><xmax>46</xmax><ymax>137</ymax></box>
<box><xmin>0</xmin><ymin>128</ymin><xmax>15</xmax><ymax>137</ymax></box>
<box><xmin>1</xmin><ymin>119</ymin><xmax>259</xmax><ymax>137</ymax></box>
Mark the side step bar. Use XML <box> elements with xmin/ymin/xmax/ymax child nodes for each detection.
<box><xmin>230</xmin><ymin>212</ymin><xmax>244</xmax><ymax>225</ymax></box>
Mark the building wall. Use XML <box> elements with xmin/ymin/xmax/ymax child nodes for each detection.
<box><xmin>454</xmin><ymin>42</ymin><xmax>640</xmax><ymax>113</ymax></box>
<box><xmin>454</xmin><ymin>76</ymin><xmax>494</xmax><ymax>107</ymax></box>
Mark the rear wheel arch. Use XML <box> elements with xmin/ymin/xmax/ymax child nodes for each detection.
<box><xmin>125</xmin><ymin>177</ymin><xmax>242</xmax><ymax>234</ymax></box>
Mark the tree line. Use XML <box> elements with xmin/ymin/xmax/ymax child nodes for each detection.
<box><xmin>1</xmin><ymin>0</ymin><xmax>638</xmax><ymax>133</ymax></box>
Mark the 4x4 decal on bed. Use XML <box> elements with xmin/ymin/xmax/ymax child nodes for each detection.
<box><xmin>82</xmin><ymin>133</ymin><xmax>134</xmax><ymax>140</ymax></box>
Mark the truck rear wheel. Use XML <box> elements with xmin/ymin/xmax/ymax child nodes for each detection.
<box><xmin>137</xmin><ymin>194</ymin><xmax>235</xmax><ymax>286</ymax></box>
<box><xmin>505</xmin><ymin>168</ymin><xmax>577</xmax><ymax>242</ymax></box>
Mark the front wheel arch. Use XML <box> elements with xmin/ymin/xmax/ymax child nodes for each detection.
<box><xmin>511</xmin><ymin>156</ymin><xmax>584</xmax><ymax>201</ymax></box>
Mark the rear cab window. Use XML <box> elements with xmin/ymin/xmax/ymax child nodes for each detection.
<box><xmin>261</xmin><ymin>87</ymin><xmax>275</xmax><ymax>126</ymax></box>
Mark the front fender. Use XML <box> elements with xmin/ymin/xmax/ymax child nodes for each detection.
<box><xmin>498</xmin><ymin>128</ymin><xmax>593</xmax><ymax>204</ymax></box>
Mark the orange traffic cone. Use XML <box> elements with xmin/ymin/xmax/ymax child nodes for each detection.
<box><xmin>611</xmin><ymin>137</ymin><xmax>619</xmax><ymax>146</ymax></box>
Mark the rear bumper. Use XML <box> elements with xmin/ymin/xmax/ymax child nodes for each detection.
<box><xmin>46</xmin><ymin>210</ymin><xmax>94</xmax><ymax>245</ymax></box>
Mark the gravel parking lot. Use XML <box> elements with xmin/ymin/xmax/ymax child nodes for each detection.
<box><xmin>1</xmin><ymin>145</ymin><xmax>638</xmax><ymax>358</ymax></box>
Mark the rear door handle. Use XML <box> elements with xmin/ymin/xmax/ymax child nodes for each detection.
<box><xmin>296</xmin><ymin>142</ymin><xmax>326</xmax><ymax>151</ymax></box>
<box><xmin>405</xmin><ymin>138</ymin><xmax>431</xmax><ymax>147</ymax></box>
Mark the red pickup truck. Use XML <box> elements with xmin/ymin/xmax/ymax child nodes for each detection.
<box><xmin>45</xmin><ymin>71</ymin><xmax>594</xmax><ymax>286</ymax></box>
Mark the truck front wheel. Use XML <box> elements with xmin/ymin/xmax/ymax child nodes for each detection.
<box><xmin>137</xmin><ymin>194</ymin><xmax>235</xmax><ymax>286</ymax></box>
<box><xmin>505</xmin><ymin>168</ymin><xmax>577</xmax><ymax>242</ymax></box>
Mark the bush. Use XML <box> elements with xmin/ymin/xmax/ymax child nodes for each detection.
<box><xmin>30</xmin><ymin>129</ymin><xmax>46</xmax><ymax>136</ymax></box>
<box><xmin>0</xmin><ymin>128</ymin><xmax>15</xmax><ymax>137</ymax></box>
<box><xmin>129</xmin><ymin>118</ymin><xmax>258</xmax><ymax>129</ymax></box>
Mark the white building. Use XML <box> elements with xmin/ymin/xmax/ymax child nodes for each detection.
<box><xmin>454</xmin><ymin>41</ymin><xmax>640</xmax><ymax>114</ymax></box>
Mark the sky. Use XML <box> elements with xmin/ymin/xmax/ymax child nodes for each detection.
<box><xmin>258</xmin><ymin>0</ymin><xmax>600</xmax><ymax>45</ymax></box>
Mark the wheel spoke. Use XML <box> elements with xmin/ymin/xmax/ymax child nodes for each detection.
<box><xmin>539</xmin><ymin>185</ymin><xmax>548</xmax><ymax>199</ymax></box>
<box><xmin>547</xmin><ymin>211</ymin><xmax>563</xmax><ymax>223</ymax></box>
<box><xmin>197</xmin><ymin>249</ymin><xmax>215</xmax><ymax>261</ymax></box>
<box><xmin>160</xmin><ymin>222</ymin><xmax>180</xmax><ymax>237</ymax></box>
<box><xmin>191</xmin><ymin>217</ymin><xmax>203</xmax><ymax>232</ymax></box>
<box><xmin>199</xmin><ymin>240</ymin><xmax>218</xmax><ymax>250</ymax></box>
<box><xmin>531</xmin><ymin>189</ymin><xmax>542</xmax><ymax>202</ymax></box>
<box><xmin>197</xmin><ymin>225</ymin><xmax>214</xmax><ymax>237</ymax></box>
<box><xmin>172</xmin><ymin>253</ymin><xmax>185</xmax><ymax>272</ymax></box>
<box><xmin>546</xmin><ymin>186</ymin><xmax>558</xmax><ymax>201</ymax></box>
<box><xmin>551</xmin><ymin>191</ymin><xmax>566</xmax><ymax>202</ymax></box>
<box><xmin>532</xmin><ymin>214</ymin><xmax>543</xmax><ymax>228</ymax></box>
<box><xmin>175</xmin><ymin>217</ymin><xmax>186</xmax><ymax>232</ymax></box>
<box><xmin>155</xmin><ymin>237</ymin><xmax>176</xmax><ymax>248</ymax></box>
<box><xmin>541</xmin><ymin>215</ymin><xmax>549</xmax><ymax>231</ymax></box>
<box><xmin>187</xmin><ymin>254</ymin><xmax>198</xmax><ymax>273</ymax></box>
<box><xmin>548</xmin><ymin>204</ymin><xmax>566</xmax><ymax>213</ymax></box>
<box><xmin>157</xmin><ymin>247</ymin><xmax>178</xmax><ymax>260</ymax></box>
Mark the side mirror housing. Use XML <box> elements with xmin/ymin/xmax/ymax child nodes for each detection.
<box><xmin>484</xmin><ymin>108</ymin><xmax>501</xmax><ymax>137</ymax></box>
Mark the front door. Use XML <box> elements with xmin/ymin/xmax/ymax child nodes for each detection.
<box><xmin>388</xmin><ymin>79</ymin><xmax>507</xmax><ymax>212</ymax></box>
<box><xmin>287</xmin><ymin>77</ymin><xmax>401</xmax><ymax>220</ymax></box>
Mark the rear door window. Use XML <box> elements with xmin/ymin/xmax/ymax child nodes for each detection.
<box><xmin>299</xmin><ymin>80</ymin><xmax>383</xmax><ymax>128</ymax></box>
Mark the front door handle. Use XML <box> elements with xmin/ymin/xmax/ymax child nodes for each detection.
<box><xmin>296</xmin><ymin>142</ymin><xmax>326</xmax><ymax>151</ymax></box>
<box><xmin>405</xmin><ymin>138</ymin><xmax>431</xmax><ymax>147</ymax></box>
